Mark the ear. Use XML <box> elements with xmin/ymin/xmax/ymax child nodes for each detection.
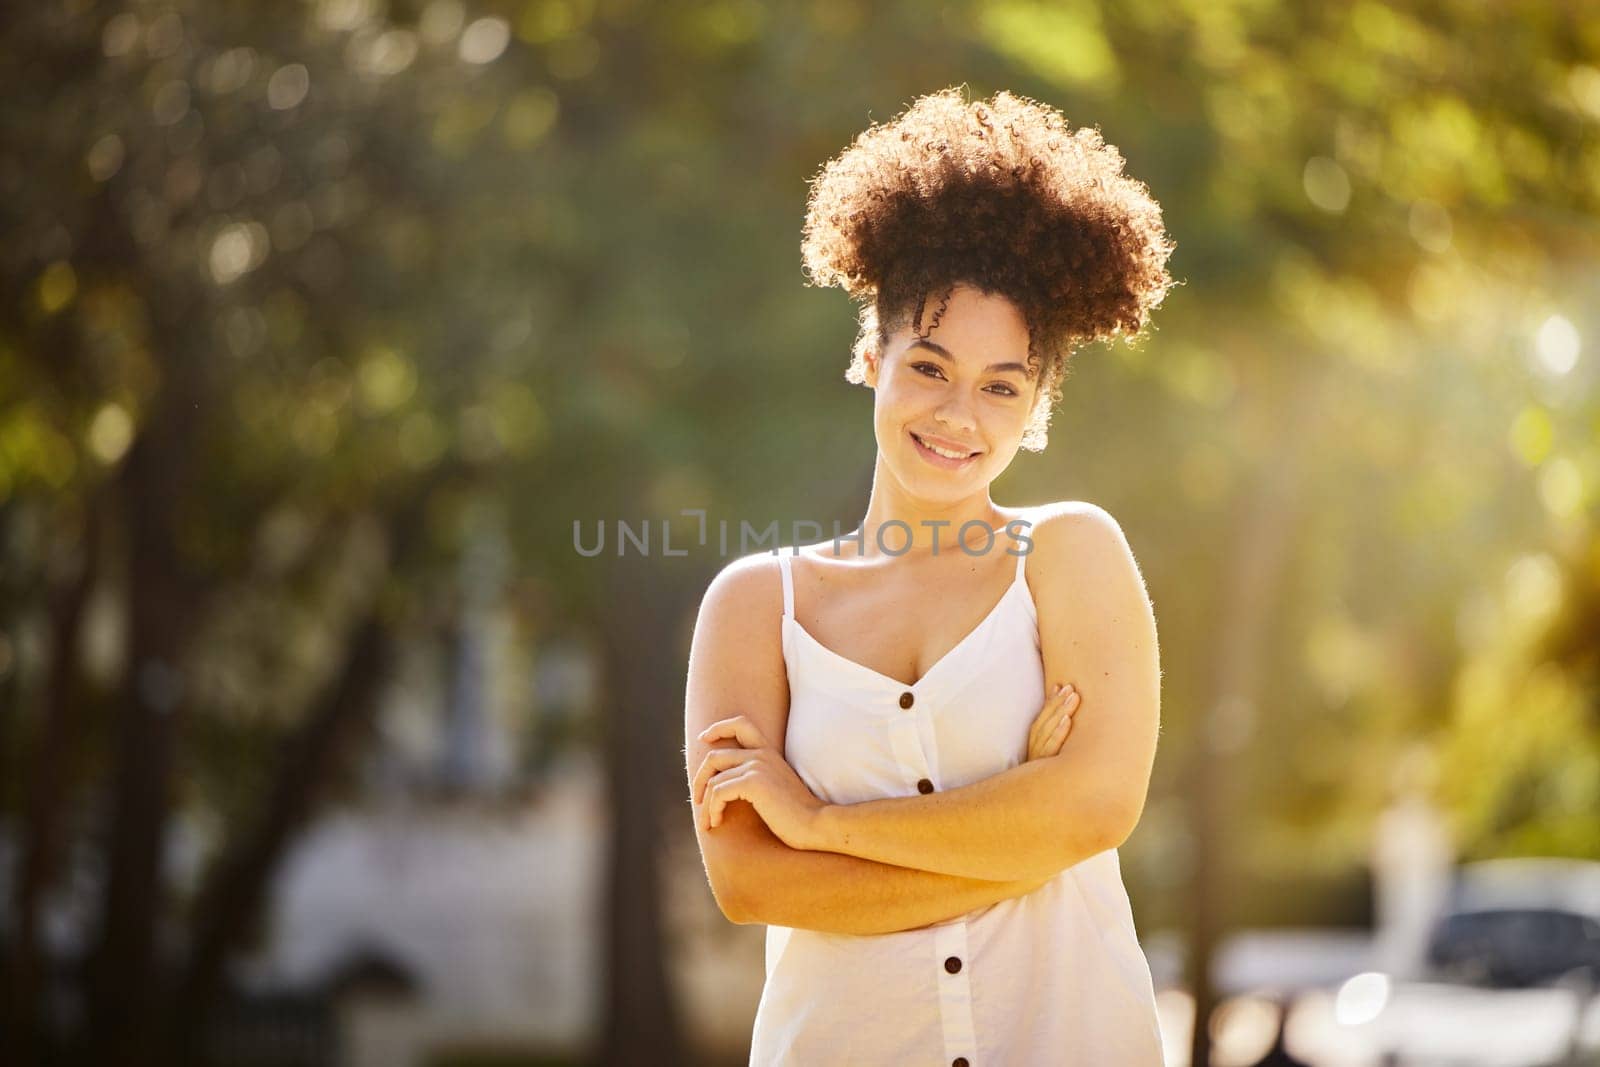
<box><xmin>863</xmin><ymin>347</ymin><xmax>879</xmax><ymax>388</ymax></box>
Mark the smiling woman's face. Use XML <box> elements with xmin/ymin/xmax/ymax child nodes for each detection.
<box><xmin>863</xmin><ymin>284</ymin><xmax>1040</xmax><ymax>502</ymax></box>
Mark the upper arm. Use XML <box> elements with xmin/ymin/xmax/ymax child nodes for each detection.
<box><xmin>683</xmin><ymin>553</ymin><xmax>791</xmax><ymax>922</ymax></box>
<box><xmin>1030</xmin><ymin>503</ymin><xmax>1162</xmax><ymax>847</ymax></box>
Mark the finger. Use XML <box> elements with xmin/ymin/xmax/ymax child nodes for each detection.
<box><xmin>704</xmin><ymin>765</ymin><xmax>759</xmax><ymax>829</ymax></box>
<box><xmin>1042</xmin><ymin>691</ymin><xmax>1082</xmax><ymax>746</ymax></box>
<box><xmin>1054</xmin><ymin>702</ymin><xmax>1077</xmax><ymax>736</ymax></box>
<box><xmin>1049</xmin><ymin>694</ymin><xmax>1081</xmax><ymax>745</ymax></box>
<box><xmin>697</xmin><ymin>748</ymin><xmax>763</xmax><ymax>805</ymax></box>
<box><xmin>1042</xmin><ymin>682</ymin><xmax>1075</xmax><ymax>717</ymax></box>
<box><xmin>1030</xmin><ymin>685</ymin><xmax>1076</xmax><ymax>750</ymax></box>
<box><xmin>705</xmin><ymin>768</ymin><xmax>759</xmax><ymax>830</ymax></box>
<box><xmin>1029</xmin><ymin>685</ymin><xmax>1070</xmax><ymax>751</ymax></box>
<box><xmin>697</xmin><ymin>715</ymin><xmax>769</xmax><ymax>751</ymax></box>
<box><xmin>1030</xmin><ymin>706</ymin><xmax>1062</xmax><ymax>757</ymax></box>
<box><xmin>692</xmin><ymin>748</ymin><xmax>754</xmax><ymax>806</ymax></box>
<box><xmin>1056</xmin><ymin>691</ymin><xmax>1081</xmax><ymax>729</ymax></box>
<box><xmin>1040</xmin><ymin>711</ymin><xmax>1074</xmax><ymax>756</ymax></box>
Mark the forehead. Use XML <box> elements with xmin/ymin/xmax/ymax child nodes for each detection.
<box><xmin>895</xmin><ymin>286</ymin><xmax>1032</xmax><ymax>374</ymax></box>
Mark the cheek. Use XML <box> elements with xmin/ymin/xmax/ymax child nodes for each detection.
<box><xmin>979</xmin><ymin>403</ymin><xmax>1024</xmax><ymax>435</ymax></box>
<box><xmin>873</xmin><ymin>382</ymin><xmax>920</xmax><ymax>424</ymax></box>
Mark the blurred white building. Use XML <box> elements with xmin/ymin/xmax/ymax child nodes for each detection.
<box><xmin>239</xmin><ymin>753</ymin><xmax>607</xmax><ymax>1067</ymax></box>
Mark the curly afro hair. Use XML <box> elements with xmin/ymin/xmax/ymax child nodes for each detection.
<box><xmin>801</xmin><ymin>86</ymin><xmax>1177</xmax><ymax>451</ymax></box>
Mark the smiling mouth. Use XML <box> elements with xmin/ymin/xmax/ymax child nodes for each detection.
<box><xmin>910</xmin><ymin>431</ymin><xmax>982</xmax><ymax>464</ymax></box>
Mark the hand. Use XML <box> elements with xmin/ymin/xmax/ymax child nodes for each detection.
<box><xmin>692</xmin><ymin>715</ymin><xmax>829</xmax><ymax>850</ymax></box>
<box><xmin>1025</xmin><ymin>683</ymin><xmax>1081</xmax><ymax>762</ymax></box>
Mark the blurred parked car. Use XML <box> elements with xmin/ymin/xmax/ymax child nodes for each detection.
<box><xmin>1340</xmin><ymin>860</ymin><xmax>1600</xmax><ymax>1067</ymax></box>
<box><xmin>1425</xmin><ymin>907</ymin><xmax>1600</xmax><ymax>989</ymax></box>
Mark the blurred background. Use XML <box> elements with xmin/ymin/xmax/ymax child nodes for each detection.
<box><xmin>2</xmin><ymin>1</ymin><xmax>1598</xmax><ymax>1065</ymax></box>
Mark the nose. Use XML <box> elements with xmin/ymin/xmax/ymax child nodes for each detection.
<box><xmin>934</xmin><ymin>395</ymin><xmax>977</xmax><ymax>436</ymax></box>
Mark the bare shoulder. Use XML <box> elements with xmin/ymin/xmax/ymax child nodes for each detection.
<box><xmin>1016</xmin><ymin>500</ymin><xmax>1140</xmax><ymax>592</ymax></box>
<box><xmin>697</xmin><ymin>549</ymin><xmax>786</xmax><ymax>622</ymax></box>
<box><xmin>1024</xmin><ymin>498</ymin><xmax>1123</xmax><ymax>535</ymax></box>
<box><xmin>684</xmin><ymin>550</ymin><xmax>791</xmax><ymax>759</ymax></box>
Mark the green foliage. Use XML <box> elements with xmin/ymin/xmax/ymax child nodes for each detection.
<box><xmin>2</xmin><ymin>0</ymin><xmax>1597</xmax><ymax>993</ymax></box>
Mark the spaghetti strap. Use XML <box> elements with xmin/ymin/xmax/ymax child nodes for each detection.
<box><xmin>777</xmin><ymin>551</ymin><xmax>794</xmax><ymax>617</ymax></box>
<box><xmin>1013</xmin><ymin>507</ymin><xmax>1032</xmax><ymax>582</ymax></box>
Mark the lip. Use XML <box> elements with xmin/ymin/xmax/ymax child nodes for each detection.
<box><xmin>910</xmin><ymin>430</ymin><xmax>982</xmax><ymax>470</ymax></box>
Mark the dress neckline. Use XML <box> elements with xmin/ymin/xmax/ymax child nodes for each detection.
<box><xmin>783</xmin><ymin>561</ymin><xmax>1031</xmax><ymax>692</ymax></box>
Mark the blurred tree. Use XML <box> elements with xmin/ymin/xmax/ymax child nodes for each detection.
<box><xmin>0</xmin><ymin>2</ymin><xmax>506</xmax><ymax>1062</ymax></box>
<box><xmin>2</xmin><ymin>2</ymin><xmax>1597</xmax><ymax>1067</ymax></box>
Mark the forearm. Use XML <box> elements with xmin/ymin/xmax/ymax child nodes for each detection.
<box><xmin>807</xmin><ymin>756</ymin><xmax>1123</xmax><ymax>883</ymax></box>
<box><xmin>709</xmin><ymin>803</ymin><xmax>1050</xmax><ymax>935</ymax></box>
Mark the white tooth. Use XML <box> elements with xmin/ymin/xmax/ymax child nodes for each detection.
<box><xmin>918</xmin><ymin>435</ymin><xmax>970</xmax><ymax>460</ymax></box>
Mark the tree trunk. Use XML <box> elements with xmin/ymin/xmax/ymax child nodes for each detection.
<box><xmin>1186</xmin><ymin>371</ymin><xmax>1322</xmax><ymax>1067</ymax></box>
<box><xmin>3</xmin><ymin>497</ymin><xmax>100</xmax><ymax>1064</ymax></box>
<box><xmin>598</xmin><ymin>547</ymin><xmax>692</xmax><ymax>1066</ymax></box>
<box><xmin>88</xmin><ymin>396</ymin><xmax>210</xmax><ymax>1066</ymax></box>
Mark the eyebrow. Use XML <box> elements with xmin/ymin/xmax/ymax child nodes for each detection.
<box><xmin>908</xmin><ymin>339</ymin><xmax>1032</xmax><ymax>378</ymax></box>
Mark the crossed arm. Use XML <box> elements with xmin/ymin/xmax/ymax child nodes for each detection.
<box><xmin>689</xmin><ymin>681</ymin><xmax>1089</xmax><ymax>934</ymax></box>
<box><xmin>697</xmin><ymin>799</ymin><xmax>1058</xmax><ymax>935</ymax></box>
<box><xmin>686</xmin><ymin>505</ymin><xmax>1160</xmax><ymax>933</ymax></box>
<box><xmin>802</xmin><ymin>752</ymin><xmax>1133</xmax><ymax>883</ymax></box>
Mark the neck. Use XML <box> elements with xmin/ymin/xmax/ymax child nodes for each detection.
<box><xmin>851</xmin><ymin>451</ymin><xmax>1005</xmax><ymax>558</ymax></box>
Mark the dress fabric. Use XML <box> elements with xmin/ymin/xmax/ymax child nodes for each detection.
<box><xmin>748</xmin><ymin>524</ymin><xmax>1166</xmax><ymax>1067</ymax></box>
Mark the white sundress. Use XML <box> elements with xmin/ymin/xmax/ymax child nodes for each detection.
<box><xmin>747</xmin><ymin>521</ymin><xmax>1166</xmax><ymax>1066</ymax></box>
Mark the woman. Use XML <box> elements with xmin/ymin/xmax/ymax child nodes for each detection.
<box><xmin>684</xmin><ymin>87</ymin><xmax>1176</xmax><ymax>1065</ymax></box>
